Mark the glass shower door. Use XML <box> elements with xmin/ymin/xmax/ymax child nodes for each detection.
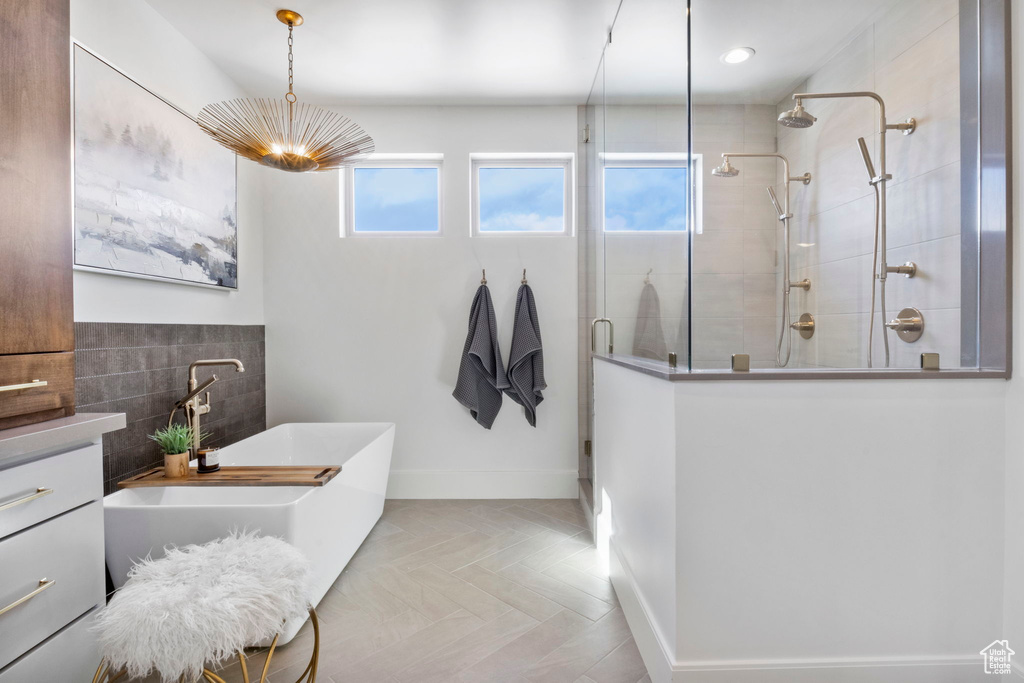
<box><xmin>579</xmin><ymin>0</ymin><xmax>690</xmax><ymax>490</ymax></box>
<box><xmin>600</xmin><ymin>0</ymin><xmax>691</xmax><ymax>368</ymax></box>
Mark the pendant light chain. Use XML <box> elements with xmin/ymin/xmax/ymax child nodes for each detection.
<box><xmin>286</xmin><ymin>24</ymin><xmax>296</xmax><ymax>102</ymax></box>
<box><xmin>285</xmin><ymin>22</ymin><xmax>296</xmax><ymax>149</ymax></box>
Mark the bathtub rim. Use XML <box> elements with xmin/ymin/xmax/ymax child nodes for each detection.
<box><xmin>103</xmin><ymin>421</ymin><xmax>397</xmax><ymax>506</ymax></box>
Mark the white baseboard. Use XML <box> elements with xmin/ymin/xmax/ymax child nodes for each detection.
<box><xmin>608</xmin><ymin>539</ymin><xmax>679</xmax><ymax>683</ymax></box>
<box><xmin>608</xmin><ymin>540</ymin><xmax>988</xmax><ymax>683</ymax></box>
<box><xmin>385</xmin><ymin>469</ymin><xmax>579</xmax><ymax>499</ymax></box>
<box><xmin>667</xmin><ymin>658</ymin><xmax>984</xmax><ymax>682</ymax></box>
<box><xmin>578</xmin><ymin>483</ymin><xmax>594</xmax><ymax>535</ymax></box>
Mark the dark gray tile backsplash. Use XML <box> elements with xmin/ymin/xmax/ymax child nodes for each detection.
<box><xmin>74</xmin><ymin>323</ymin><xmax>266</xmax><ymax>493</ymax></box>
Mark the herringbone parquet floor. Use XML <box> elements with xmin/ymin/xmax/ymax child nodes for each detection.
<box><xmin>184</xmin><ymin>498</ymin><xmax>649</xmax><ymax>683</ymax></box>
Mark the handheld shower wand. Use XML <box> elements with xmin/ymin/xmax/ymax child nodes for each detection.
<box><xmin>857</xmin><ymin>137</ymin><xmax>889</xmax><ymax>368</ymax></box>
<box><xmin>767</xmin><ymin>185</ymin><xmax>794</xmax><ymax>366</ymax></box>
<box><xmin>766</xmin><ymin>185</ymin><xmax>784</xmax><ymax>216</ymax></box>
<box><xmin>856</xmin><ymin>137</ymin><xmax>876</xmax><ymax>180</ymax></box>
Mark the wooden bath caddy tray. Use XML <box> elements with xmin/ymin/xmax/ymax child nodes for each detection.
<box><xmin>117</xmin><ymin>465</ymin><xmax>341</xmax><ymax>488</ymax></box>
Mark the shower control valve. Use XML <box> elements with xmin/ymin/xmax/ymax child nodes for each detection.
<box><xmin>790</xmin><ymin>313</ymin><xmax>815</xmax><ymax>339</ymax></box>
<box><xmin>885</xmin><ymin>317</ymin><xmax>921</xmax><ymax>333</ymax></box>
<box><xmin>885</xmin><ymin>307</ymin><xmax>924</xmax><ymax>343</ymax></box>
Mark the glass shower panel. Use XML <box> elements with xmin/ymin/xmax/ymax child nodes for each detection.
<box><xmin>601</xmin><ymin>0</ymin><xmax>690</xmax><ymax>367</ymax></box>
<box><xmin>581</xmin><ymin>56</ymin><xmax>604</xmax><ymax>484</ymax></box>
<box><xmin>690</xmin><ymin>0</ymin><xmax>970</xmax><ymax>370</ymax></box>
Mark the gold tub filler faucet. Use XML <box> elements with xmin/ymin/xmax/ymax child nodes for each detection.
<box><xmin>168</xmin><ymin>359</ymin><xmax>245</xmax><ymax>455</ymax></box>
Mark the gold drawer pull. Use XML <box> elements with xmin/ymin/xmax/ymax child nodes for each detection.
<box><xmin>0</xmin><ymin>487</ymin><xmax>53</xmax><ymax>512</ymax></box>
<box><xmin>0</xmin><ymin>579</ymin><xmax>55</xmax><ymax>617</ymax></box>
<box><xmin>0</xmin><ymin>379</ymin><xmax>48</xmax><ymax>393</ymax></box>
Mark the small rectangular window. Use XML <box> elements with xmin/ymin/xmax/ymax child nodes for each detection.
<box><xmin>472</xmin><ymin>154</ymin><xmax>574</xmax><ymax>235</ymax></box>
<box><xmin>341</xmin><ymin>155</ymin><xmax>443</xmax><ymax>236</ymax></box>
<box><xmin>602</xmin><ymin>154</ymin><xmax>701</xmax><ymax>233</ymax></box>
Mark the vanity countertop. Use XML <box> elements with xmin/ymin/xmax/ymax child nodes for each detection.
<box><xmin>0</xmin><ymin>412</ymin><xmax>126</xmax><ymax>464</ymax></box>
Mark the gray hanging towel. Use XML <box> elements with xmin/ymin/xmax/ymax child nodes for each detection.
<box><xmin>633</xmin><ymin>282</ymin><xmax>668</xmax><ymax>361</ymax></box>
<box><xmin>504</xmin><ymin>283</ymin><xmax>546</xmax><ymax>427</ymax></box>
<box><xmin>453</xmin><ymin>284</ymin><xmax>509</xmax><ymax>429</ymax></box>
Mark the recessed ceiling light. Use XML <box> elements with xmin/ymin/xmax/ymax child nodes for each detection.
<box><xmin>720</xmin><ymin>47</ymin><xmax>755</xmax><ymax>65</ymax></box>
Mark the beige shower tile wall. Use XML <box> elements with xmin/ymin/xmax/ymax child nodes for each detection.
<box><xmin>691</xmin><ymin>104</ymin><xmax>780</xmax><ymax>368</ymax></box>
<box><xmin>777</xmin><ymin>0</ymin><xmax>961</xmax><ymax>369</ymax></box>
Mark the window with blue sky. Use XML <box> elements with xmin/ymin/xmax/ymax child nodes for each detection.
<box><xmin>604</xmin><ymin>166</ymin><xmax>687</xmax><ymax>232</ymax></box>
<box><xmin>352</xmin><ymin>167</ymin><xmax>440</xmax><ymax>233</ymax></box>
<box><xmin>477</xmin><ymin>167</ymin><xmax>566</xmax><ymax>233</ymax></box>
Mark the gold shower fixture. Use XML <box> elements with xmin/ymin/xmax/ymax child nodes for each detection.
<box><xmin>197</xmin><ymin>9</ymin><xmax>374</xmax><ymax>173</ymax></box>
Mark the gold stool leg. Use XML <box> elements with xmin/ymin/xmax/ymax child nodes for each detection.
<box><xmin>306</xmin><ymin>606</ymin><xmax>321</xmax><ymax>683</ymax></box>
<box><xmin>92</xmin><ymin>662</ymin><xmax>127</xmax><ymax>683</ymax></box>
<box><xmin>236</xmin><ymin>649</ymin><xmax>251</xmax><ymax>683</ymax></box>
<box><xmin>282</xmin><ymin>607</ymin><xmax>321</xmax><ymax>683</ymax></box>
<box><xmin>258</xmin><ymin>634</ymin><xmax>280</xmax><ymax>683</ymax></box>
<box><xmin>89</xmin><ymin>607</ymin><xmax>321</xmax><ymax>683</ymax></box>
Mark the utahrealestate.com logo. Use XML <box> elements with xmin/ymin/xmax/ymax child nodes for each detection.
<box><xmin>980</xmin><ymin>640</ymin><xmax>1015</xmax><ymax>675</ymax></box>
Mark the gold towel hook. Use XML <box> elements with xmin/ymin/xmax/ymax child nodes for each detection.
<box><xmin>481</xmin><ymin>269</ymin><xmax>487</xmax><ymax>285</ymax></box>
<box><xmin>644</xmin><ymin>268</ymin><xmax>653</xmax><ymax>284</ymax></box>
<box><xmin>521</xmin><ymin>269</ymin><xmax>528</xmax><ymax>285</ymax></box>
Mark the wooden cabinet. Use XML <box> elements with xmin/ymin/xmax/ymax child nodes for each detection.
<box><xmin>0</xmin><ymin>354</ymin><xmax>75</xmax><ymax>429</ymax></box>
<box><xmin>0</xmin><ymin>0</ymin><xmax>75</xmax><ymax>429</ymax></box>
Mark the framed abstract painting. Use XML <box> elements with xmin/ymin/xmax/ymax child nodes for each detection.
<box><xmin>72</xmin><ymin>45</ymin><xmax>238</xmax><ymax>289</ymax></box>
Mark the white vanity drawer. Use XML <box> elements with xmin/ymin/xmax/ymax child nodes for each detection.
<box><xmin>0</xmin><ymin>443</ymin><xmax>102</xmax><ymax>540</ymax></box>
<box><xmin>0</xmin><ymin>607</ymin><xmax>101</xmax><ymax>682</ymax></box>
<box><xmin>0</xmin><ymin>501</ymin><xmax>104</xmax><ymax>670</ymax></box>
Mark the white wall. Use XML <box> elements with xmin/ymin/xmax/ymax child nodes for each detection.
<box><xmin>262</xmin><ymin>106</ymin><xmax>580</xmax><ymax>498</ymax></box>
<box><xmin>595</xmin><ymin>360</ymin><xmax>1006</xmax><ymax>682</ymax></box>
<box><xmin>70</xmin><ymin>0</ymin><xmax>265</xmax><ymax>324</ymax></box>
<box><xmin>673</xmin><ymin>380</ymin><xmax>1003</xmax><ymax>670</ymax></box>
<box><xmin>1003</xmin><ymin>1</ymin><xmax>1024</xmax><ymax>676</ymax></box>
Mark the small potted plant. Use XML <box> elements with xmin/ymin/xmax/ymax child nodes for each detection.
<box><xmin>149</xmin><ymin>424</ymin><xmax>195</xmax><ymax>479</ymax></box>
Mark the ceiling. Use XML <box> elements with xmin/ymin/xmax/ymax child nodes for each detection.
<box><xmin>144</xmin><ymin>0</ymin><xmax>621</xmax><ymax>106</ymax></box>
<box><xmin>689</xmin><ymin>0</ymin><xmax>896</xmax><ymax>104</ymax></box>
<box><xmin>145</xmin><ymin>0</ymin><xmax>897</xmax><ymax>106</ymax></box>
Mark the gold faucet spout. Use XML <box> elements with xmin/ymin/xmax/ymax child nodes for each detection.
<box><xmin>188</xmin><ymin>359</ymin><xmax>245</xmax><ymax>389</ymax></box>
<box><xmin>182</xmin><ymin>359</ymin><xmax>245</xmax><ymax>455</ymax></box>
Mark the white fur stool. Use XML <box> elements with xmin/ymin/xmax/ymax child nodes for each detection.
<box><xmin>93</xmin><ymin>532</ymin><xmax>318</xmax><ymax>683</ymax></box>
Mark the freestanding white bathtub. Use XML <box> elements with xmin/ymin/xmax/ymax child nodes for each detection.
<box><xmin>103</xmin><ymin>422</ymin><xmax>395</xmax><ymax>643</ymax></box>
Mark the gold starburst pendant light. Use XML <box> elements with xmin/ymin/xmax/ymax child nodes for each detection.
<box><xmin>197</xmin><ymin>9</ymin><xmax>374</xmax><ymax>173</ymax></box>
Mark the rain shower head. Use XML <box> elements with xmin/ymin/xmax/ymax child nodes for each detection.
<box><xmin>711</xmin><ymin>157</ymin><xmax>739</xmax><ymax>177</ymax></box>
<box><xmin>778</xmin><ymin>100</ymin><xmax>817</xmax><ymax>128</ymax></box>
